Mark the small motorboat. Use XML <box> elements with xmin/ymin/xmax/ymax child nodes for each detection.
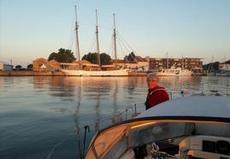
<box><xmin>85</xmin><ymin>96</ymin><xmax>230</xmax><ymax>159</ymax></box>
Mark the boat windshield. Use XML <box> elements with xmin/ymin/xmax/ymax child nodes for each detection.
<box><xmin>85</xmin><ymin>120</ymin><xmax>230</xmax><ymax>159</ymax></box>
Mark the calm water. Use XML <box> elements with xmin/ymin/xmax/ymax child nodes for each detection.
<box><xmin>0</xmin><ymin>76</ymin><xmax>229</xmax><ymax>159</ymax></box>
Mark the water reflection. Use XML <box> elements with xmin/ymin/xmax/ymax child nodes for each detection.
<box><xmin>95</xmin><ymin>91</ymin><xmax>101</xmax><ymax>132</ymax></box>
<box><xmin>1</xmin><ymin>76</ymin><xmax>230</xmax><ymax>159</ymax></box>
<box><xmin>33</xmin><ymin>76</ymin><xmax>76</xmax><ymax>100</ymax></box>
<box><xmin>157</xmin><ymin>76</ymin><xmax>202</xmax><ymax>96</ymax></box>
<box><xmin>72</xmin><ymin>77</ymin><xmax>82</xmax><ymax>157</ymax></box>
<box><xmin>31</xmin><ymin>76</ymin><xmax>229</xmax><ymax>117</ymax></box>
<box><xmin>127</xmin><ymin>77</ymin><xmax>138</xmax><ymax>95</ymax></box>
<box><xmin>33</xmin><ymin>76</ymin><xmax>51</xmax><ymax>89</ymax></box>
<box><xmin>113</xmin><ymin>80</ymin><xmax>118</xmax><ymax>115</ymax></box>
<box><xmin>32</xmin><ymin>76</ymin><xmax>229</xmax><ymax>140</ymax></box>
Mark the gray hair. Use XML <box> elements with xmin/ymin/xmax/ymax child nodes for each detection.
<box><xmin>147</xmin><ymin>73</ymin><xmax>157</xmax><ymax>82</ymax></box>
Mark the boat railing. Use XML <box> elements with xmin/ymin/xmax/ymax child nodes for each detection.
<box><xmin>42</xmin><ymin>86</ymin><xmax>230</xmax><ymax>159</ymax></box>
<box><xmin>76</xmin><ymin>88</ymin><xmax>230</xmax><ymax>158</ymax></box>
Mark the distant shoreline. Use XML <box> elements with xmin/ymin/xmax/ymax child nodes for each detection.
<box><xmin>0</xmin><ymin>71</ymin><xmax>147</xmax><ymax>77</ymax></box>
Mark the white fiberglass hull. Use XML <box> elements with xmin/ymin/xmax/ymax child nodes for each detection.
<box><xmin>156</xmin><ymin>70</ymin><xmax>192</xmax><ymax>76</ymax></box>
<box><xmin>61</xmin><ymin>69</ymin><xmax>129</xmax><ymax>76</ymax></box>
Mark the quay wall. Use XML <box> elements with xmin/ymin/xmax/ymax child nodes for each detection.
<box><xmin>0</xmin><ymin>71</ymin><xmax>147</xmax><ymax>77</ymax></box>
<box><xmin>128</xmin><ymin>72</ymin><xmax>147</xmax><ymax>76</ymax></box>
<box><xmin>0</xmin><ymin>71</ymin><xmax>65</xmax><ymax>76</ymax></box>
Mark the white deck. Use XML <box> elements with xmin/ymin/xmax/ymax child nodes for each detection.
<box><xmin>136</xmin><ymin>96</ymin><xmax>230</xmax><ymax>119</ymax></box>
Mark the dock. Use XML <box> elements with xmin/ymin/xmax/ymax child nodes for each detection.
<box><xmin>0</xmin><ymin>71</ymin><xmax>147</xmax><ymax>77</ymax></box>
<box><xmin>0</xmin><ymin>71</ymin><xmax>65</xmax><ymax>76</ymax></box>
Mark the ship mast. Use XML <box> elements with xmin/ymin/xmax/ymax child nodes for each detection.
<box><xmin>113</xmin><ymin>13</ymin><xmax>117</xmax><ymax>65</ymax></box>
<box><xmin>75</xmin><ymin>5</ymin><xmax>81</xmax><ymax>63</ymax></box>
<box><xmin>166</xmin><ymin>52</ymin><xmax>169</xmax><ymax>69</ymax></box>
<box><xmin>95</xmin><ymin>9</ymin><xmax>101</xmax><ymax>67</ymax></box>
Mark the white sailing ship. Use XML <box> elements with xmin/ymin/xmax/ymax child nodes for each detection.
<box><xmin>61</xmin><ymin>69</ymin><xmax>128</xmax><ymax>76</ymax></box>
<box><xmin>61</xmin><ymin>7</ymin><xmax>129</xmax><ymax>76</ymax></box>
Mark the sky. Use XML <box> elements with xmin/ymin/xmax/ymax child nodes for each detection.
<box><xmin>0</xmin><ymin>0</ymin><xmax>230</xmax><ymax>66</ymax></box>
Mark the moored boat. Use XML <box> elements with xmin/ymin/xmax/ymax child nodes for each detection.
<box><xmin>156</xmin><ymin>67</ymin><xmax>192</xmax><ymax>76</ymax></box>
<box><xmin>216</xmin><ymin>71</ymin><xmax>230</xmax><ymax>77</ymax></box>
<box><xmin>62</xmin><ymin>69</ymin><xmax>129</xmax><ymax>76</ymax></box>
<box><xmin>85</xmin><ymin>96</ymin><xmax>230</xmax><ymax>159</ymax></box>
<box><xmin>61</xmin><ymin>8</ymin><xmax>129</xmax><ymax>76</ymax></box>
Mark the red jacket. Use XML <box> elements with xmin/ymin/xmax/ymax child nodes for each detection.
<box><xmin>145</xmin><ymin>86</ymin><xmax>169</xmax><ymax>110</ymax></box>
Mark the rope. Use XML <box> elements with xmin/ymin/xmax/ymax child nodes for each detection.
<box><xmin>117</xmin><ymin>31</ymin><xmax>135</xmax><ymax>52</ymax></box>
<box><xmin>41</xmin><ymin>134</ymin><xmax>73</xmax><ymax>159</ymax></box>
<box><xmin>67</xmin><ymin>20</ymin><xmax>75</xmax><ymax>51</ymax></box>
<box><xmin>105</xmin><ymin>35</ymin><xmax>113</xmax><ymax>58</ymax></box>
<box><xmin>68</xmin><ymin>28</ymin><xmax>75</xmax><ymax>52</ymax></box>
<box><xmin>117</xmin><ymin>39</ymin><xmax>127</xmax><ymax>56</ymax></box>
<box><xmin>117</xmin><ymin>36</ymin><xmax>132</xmax><ymax>54</ymax></box>
<box><xmin>87</xmin><ymin>32</ymin><xmax>97</xmax><ymax>53</ymax></box>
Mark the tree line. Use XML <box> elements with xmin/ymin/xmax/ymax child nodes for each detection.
<box><xmin>12</xmin><ymin>49</ymin><xmax>137</xmax><ymax>70</ymax></box>
<box><xmin>203</xmin><ymin>60</ymin><xmax>230</xmax><ymax>71</ymax></box>
<box><xmin>47</xmin><ymin>48</ymin><xmax>138</xmax><ymax>64</ymax></box>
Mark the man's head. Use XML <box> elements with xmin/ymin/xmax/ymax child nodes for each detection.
<box><xmin>146</xmin><ymin>73</ymin><xmax>158</xmax><ymax>89</ymax></box>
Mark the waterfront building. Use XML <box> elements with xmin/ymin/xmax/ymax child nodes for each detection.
<box><xmin>149</xmin><ymin>57</ymin><xmax>203</xmax><ymax>72</ymax></box>
<box><xmin>0</xmin><ymin>62</ymin><xmax>13</xmax><ymax>71</ymax></box>
<box><xmin>124</xmin><ymin>61</ymin><xmax>149</xmax><ymax>71</ymax></box>
<box><xmin>123</xmin><ymin>56</ymin><xmax>149</xmax><ymax>71</ymax></box>
<box><xmin>32</xmin><ymin>57</ymin><xmax>202</xmax><ymax>73</ymax></box>
<box><xmin>60</xmin><ymin>59</ymin><xmax>149</xmax><ymax>72</ymax></box>
<box><xmin>33</xmin><ymin>58</ymin><xmax>60</xmax><ymax>72</ymax></box>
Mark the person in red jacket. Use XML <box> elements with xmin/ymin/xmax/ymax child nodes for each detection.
<box><xmin>145</xmin><ymin>73</ymin><xmax>170</xmax><ymax>110</ymax></box>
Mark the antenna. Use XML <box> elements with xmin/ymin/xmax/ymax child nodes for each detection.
<box><xmin>95</xmin><ymin>9</ymin><xmax>101</xmax><ymax>67</ymax></box>
<box><xmin>75</xmin><ymin>5</ymin><xmax>81</xmax><ymax>65</ymax></box>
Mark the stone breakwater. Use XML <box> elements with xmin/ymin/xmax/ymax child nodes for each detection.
<box><xmin>0</xmin><ymin>71</ymin><xmax>65</xmax><ymax>76</ymax></box>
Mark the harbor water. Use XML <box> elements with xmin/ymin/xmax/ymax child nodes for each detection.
<box><xmin>0</xmin><ymin>76</ymin><xmax>229</xmax><ymax>159</ymax></box>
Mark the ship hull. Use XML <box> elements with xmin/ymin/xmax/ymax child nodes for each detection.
<box><xmin>61</xmin><ymin>69</ymin><xmax>129</xmax><ymax>76</ymax></box>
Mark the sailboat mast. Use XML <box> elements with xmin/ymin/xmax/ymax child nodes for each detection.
<box><xmin>182</xmin><ymin>56</ymin><xmax>184</xmax><ymax>69</ymax></box>
<box><xmin>95</xmin><ymin>9</ymin><xmax>101</xmax><ymax>67</ymax></box>
<box><xmin>75</xmin><ymin>5</ymin><xmax>81</xmax><ymax>63</ymax></box>
<box><xmin>113</xmin><ymin>13</ymin><xmax>117</xmax><ymax>62</ymax></box>
<box><xmin>166</xmin><ymin>52</ymin><xmax>169</xmax><ymax>69</ymax></box>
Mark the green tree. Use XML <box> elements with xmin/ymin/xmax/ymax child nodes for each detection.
<box><xmin>100</xmin><ymin>53</ymin><xmax>112</xmax><ymax>65</ymax></box>
<box><xmin>15</xmin><ymin>65</ymin><xmax>22</xmax><ymax>70</ymax></box>
<box><xmin>203</xmin><ymin>61</ymin><xmax>219</xmax><ymax>71</ymax></box>
<box><xmin>82</xmin><ymin>52</ymin><xmax>112</xmax><ymax>65</ymax></box>
<box><xmin>124</xmin><ymin>52</ymin><xmax>136</xmax><ymax>62</ymax></box>
<box><xmin>224</xmin><ymin>60</ymin><xmax>230</xmax><ymax>64</ymax></box>
<box><xmin>27</xmin><ymin>64</ymin><xmax>33</xmax><ymax>70</ymax></box>
<box><xmin>82</xmin><ymin>52</ymin><xmax>97</xmax><ymax>64</ymax></box>
<box><xmin>48</xmin><ymin>52</ymin><xmax>58</xmax><ymax>61</ymax></box>
<box><xmin>48</xmin><ymin>48</ymin><xmax>76</xmax><ymax>63</ymax></box>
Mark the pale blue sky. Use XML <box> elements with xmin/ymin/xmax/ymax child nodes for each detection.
<box><xmin>0</xmin><ymin>0</ymin><xmax>230</xmax><ymax>66</ymax></box>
